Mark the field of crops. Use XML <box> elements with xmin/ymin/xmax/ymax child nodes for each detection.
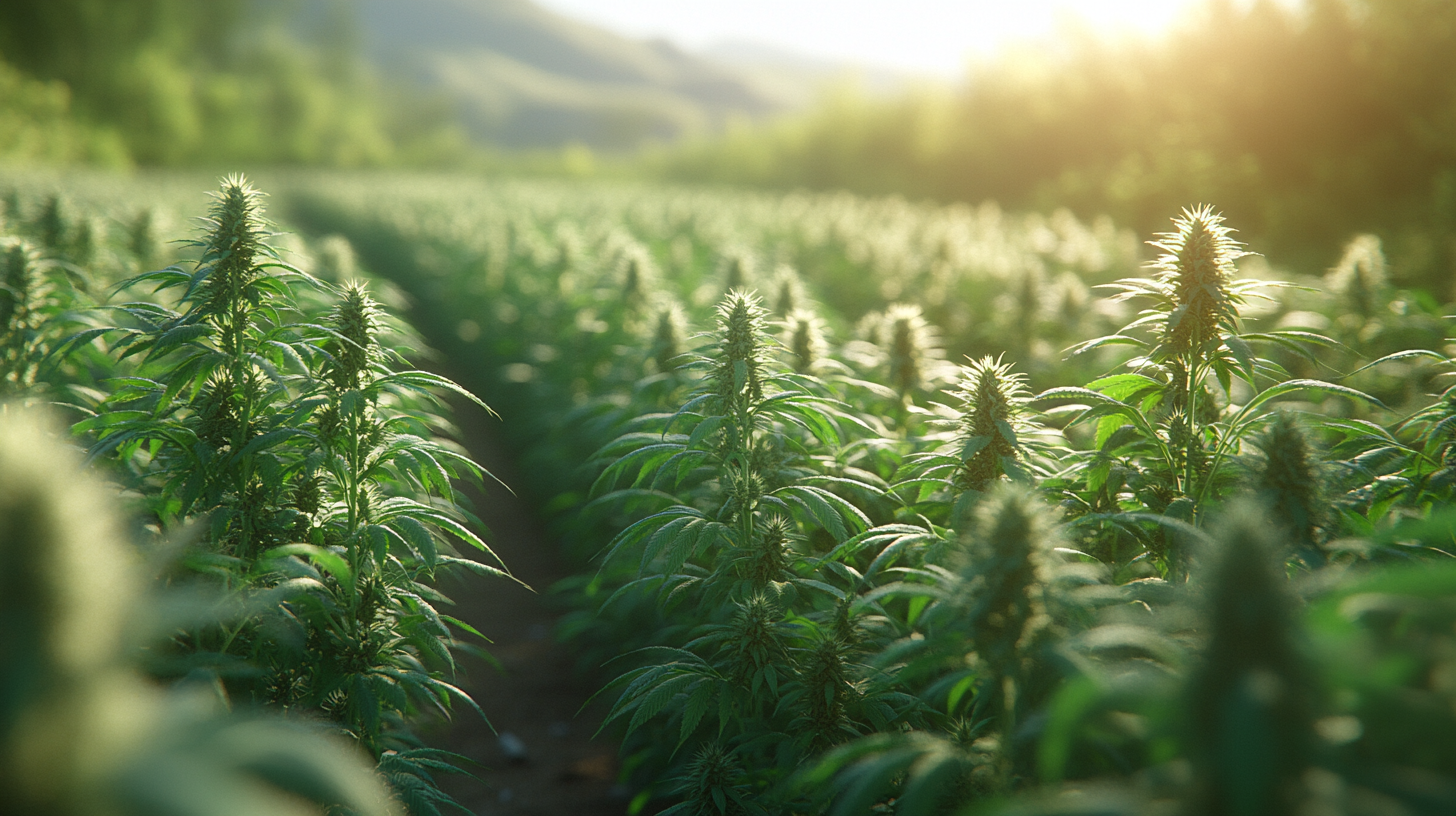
<box><xmin>4</xmin><ymin>169</ymin><xmax>1456</xmax><ymax>815</ymax></box>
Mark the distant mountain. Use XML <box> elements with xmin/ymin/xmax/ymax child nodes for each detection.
<box><xmin>333</xmin><ymin>0</ymin><xmax>788</xmax><ymax>151</ymax></box>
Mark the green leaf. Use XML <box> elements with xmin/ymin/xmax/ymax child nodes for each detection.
<box><xmin>375</xmin><ymin>370</ymin><xmax>497</xmax><ymax>417</ymax></box>
<box><xmin>679</xmin><ymin>681</ymin><xmax>716</xmax><ymax>747</ymax></box>
<box><xmin>1225</xmin><ymin>334</ymin><xmax>1257</xmax><ymax>384</ymax></box>
<box><xmin>1035</xmin><ymin>675</ymin><xmax>1102</xmax><ymax>783</ymax></box>
<box><xmin>395</xmin><ymin>516</ymin><xmax>439</xmax><ymax>567</ymax></box>
<box><xmin>438</xmin><ymin>556</ymin><xmax>524</xmax><ymax>588</ymax></box>
<box><xmin>1064</xmin><ymin>334</ymin><xmax>1147</xmax><ymax>357</ymax></box>
<box><xmin>1239</xmin><ymin>378</ymin><xmax>1386</xmax><ymax>416</ymax></box>
<box><xmin>148</xmin><ymin>322</ymin><xmax>214</xmax><ymax>359</ymax></box>
<box><xmin>775</xmin><ymin>484</ymin><xmax>870</xmax><ymax>538</ymax></box>
<box><xmin>946</xmin><ymin>675</ymin><xmax>976</xmax><ymax>714</ymax></box>
<box><xmin>1084</xmin><ymin>373</ymin><xmax>1163</xmax><ymax>402</ymax></box>
<box><xmin>1343</xmin><ymin>348</ymin><xmax>1451</xmax><ymax>379</ymax></box>
<box><xmin>260</xmin><ymin>543</ymin><xmax>353</xmax><ymax>586</ymax></box>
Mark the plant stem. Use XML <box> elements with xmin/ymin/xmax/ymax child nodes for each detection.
<box><xmin>1184</xmin><ymin>355</ymin><xmax>1200</xmax><ymax>500</ymax></box>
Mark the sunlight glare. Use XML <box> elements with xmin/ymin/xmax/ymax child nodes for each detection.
<box><xmin>532</xmin><ymin>0</ymin><xmax>1210</xmax><ymax>76</ymax></box>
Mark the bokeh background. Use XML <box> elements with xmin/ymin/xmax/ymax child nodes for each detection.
<box><xmin>2</xmin><ymin>0</ymin><xmax>1453</xmax><ymax>294</ymax></box>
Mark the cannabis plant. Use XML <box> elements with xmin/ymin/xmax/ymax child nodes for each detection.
<box><xmin>892</xmin><ymin>355</ymin><xmax>1057</xmax><ymax>535</ymax></box>
<box><xmin>884</xmin><ymin>303</ymin><xmax>941</xmax><ymax>404</ymax></box>
<box><xmin>2</xmin><ymin>225</ymin><xmax>95</xmax><ymax>398</ymax></box>
<box><xmin>590</xmin><ymin>290</ymin><xmax>890</xmax><ymax>807</ymax></box>
<box><xmin>35</xmin><ymin>194</ymin><xmax>69</xmax><ymax>254</ymax></box>
<box><xmin>127</xmin><ymin>207</ymin><xmax>159</xmax><ymax>271</ymax></box>
<box><xmin>782</xmin><ymin>307</ymin><xmax>828</xmax><ymax>375</ymax></box>
<box><xmin>618</xmin><ymin>244</ymin><xmax>657</xmax><ymax>310</ymax></box>
<box><xmin>661</xmin><ymin>742</ymin><xmax>769</xmax><ymax>816</ymax></box>
<box><xmin>721</xmin><ymin>250</ymin><xmax>756</xmax><ymax>293</ymax></box>
<box><xmin>0</xmin><ymin>405</ymin><xmax>399</xmax><ymax>816</ymax></box>
<box><xmin>594</xmin><ymin>291</ymin><xmax>869</xmax><ymax>588</ymax></box>
<box><xmin>67</xmin><ymin>176</ymin><xmax>503</xmax><ymax>815</ymax></box>
<box><xmin>649</xmin><ymin>298</ymin><xmax>689</xmax><ymax>377</ymax></box>
<box><xmin>1244</xmin><ymin>412</ymin><xmax>1330</xmax><ymax>563</ymax></box>
<box><xmin>1326</xmin><ymin>234</ymin><xmax>1387</xmax><ymax>321</ymax></box>
<box><xmin>1183</xmin><ymin>507</ymin><xmax>1318</xmax><ymax>816</ymax></box>
<box><xmin>805</xmin><ymin>484</ymin><xmax>1070</xmax><ymax>813</ymax></box>
<box><xmin>1042</xmin><ymin>206</ymin><xmax>1372</xmax><ymax>574</ymax></box>
<box><xmin>770</xmin><ymin>263</ymin><xmax>805</xmax><ymax>318</ymax></box>
<box><xmin>1101</xmin><ymin>205</ymin><xmax>1256</xmax><ymax>495</ymax></box>
<box><xmin>0</xmin><ymin>239</ymin><xmax>50</xmax><ymax>392</ymax></box>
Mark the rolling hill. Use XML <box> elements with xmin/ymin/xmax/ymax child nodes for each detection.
<box><xmin>341</xmin><ymin>0</ymin><xmax>788</xmax><ymax>150</ymax></box>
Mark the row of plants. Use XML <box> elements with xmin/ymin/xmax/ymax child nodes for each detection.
<box><xmin>284</xmin><ymin>176</ymin><xmax>1456</xmax><ymax>814</ymax></box>
<box><xmin>8</xmin><ymin>168</ymin><xmax>1455</xmax><ymax>813</ymax></box>
<box><xmin>0</xmin><ymin>174</ymin><xmax>508</xmax><ymax>815</ymax></box>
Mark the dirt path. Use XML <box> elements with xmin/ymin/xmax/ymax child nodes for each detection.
<box><xmin>422</xmin><ymin>390</ymin><xmax>630</xmax><ymax>816</ymax></box>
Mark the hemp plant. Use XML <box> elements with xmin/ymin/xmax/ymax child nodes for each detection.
<box><xmin>649</xmin><ymin>298</ymin><xmax>688</xmax><ymax>377</ymax></box>
<box><xmin>1096</xmin><ymin>205</ymin><xmax>1257</xmax><ymax>497</ymax></box>
<box><xmin>588</xmin><ymin>290</ymin><xmax>889</xmax><ymax>807</ymax></box>
<box><xmin>1182</xmin><ymin>509</ymin><xmax>1319</xmax><ymax>816</ymax></box>
<box><xmin>802</xmin><ymin>484</ymin><xmax>1072</xmax><ymax>814</ymax></box>
<box><xmin>1038</xmin><ymin>207</ymin><xmax>1374</xmax><ymax>570</ymax></box>
<box><xmin>592</xmin><ymin>291</ymin><xmax>869</xmax><ymax>593</ymax></box>
<box><xmin>897</xmin><ymin>356</ymin><xmax>1057</xmax><ymax>530</ymax></box>
<box><xmin>770</xmin><ymin>263</ymin><xmax>805</xmax><ymax>318</ymax></box>
<box><xmin>0</xmin><ymin>406</ymin><xmax>401</xmax><ymax>816</ymax></box>
<box><xmin>67</xmin><ymin>176</ymin><xmax>505</xmax><ymax>816</ymax></box>
<box><xmin>1244</xmin><ymin>412</ymin><xmax>1331</xmax><ymax>564</ymax></box>
<box><xmin>884</xmin><ymin>303</ymin><xmax>941</xmax><ymax>406</ymax></box>
<box><xmin>782</xmin><ymin>307</ymin><xmax>828</xmax><ymax>375</ymax></box>
<box><xmin>0</xmin><ymin>238</ymin><xmax>75</xmax><ymax>394</ymax></box>
<box><xmin>618</xmin><ymin>244</ymin><xmax>657</xmax><ymax>311</ymax></box>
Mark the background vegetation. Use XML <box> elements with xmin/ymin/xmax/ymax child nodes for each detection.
<box><xmin>0</xmin><ymin>0</ymin><xmax>469</xmax><ymax>167</ymax></box>
<box><xmin>655</xmin><ymin>0</ymin><xmax>1456</xmax><ymax>294</ymax></box>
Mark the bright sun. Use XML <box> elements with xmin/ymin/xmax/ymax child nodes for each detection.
<box><xmin>532</xmin><ymin>0</ymin><xmax>1215</xmax><ymax>76</ymax></box>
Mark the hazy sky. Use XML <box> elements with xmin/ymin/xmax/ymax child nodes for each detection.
<box><xmin>532</xmin><ymin>0</ymin><xmax>1215</xmax><ymax>76</ymax></box>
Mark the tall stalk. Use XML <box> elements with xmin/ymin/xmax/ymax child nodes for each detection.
<box><xmin>206</xmin><ymin>177</ymin><xmax>272</xmax><ymax>552</ymax></box>
<box><xmin>712</xmin><ymin>292</ymin><xmax>773</xmax><ymax>548</ymax></box>
<box><xmin>0</xmin><ymin>240</ymin><xmax>43</xmax><ymax>392</ymax></box>
<box><xmin>1148</xmin><ymin>206</ymin><xmax>1247</xmax><ymax>497</ymax></box>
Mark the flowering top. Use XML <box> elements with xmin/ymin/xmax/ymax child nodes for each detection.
<box><xmin>1149</xmin><ymin>205</ymin><xmax>1249</xmax><ymax>358</ymax></box>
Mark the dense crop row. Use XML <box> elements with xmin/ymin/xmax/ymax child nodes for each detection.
<box><xmin>0</xmin><ymin>174</ymin><xmax>505</xmax><ymax>815</ymax></box>
<box><xmin>290</xmin><ymin>175</ymin><xmax>1456</xmax><ymax>814</ymax></box>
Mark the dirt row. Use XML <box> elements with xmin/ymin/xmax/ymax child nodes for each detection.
<box><xmin>423</xmin><ymin>392</ymin><xmax>630</xmax><ymax>816</ymax></box>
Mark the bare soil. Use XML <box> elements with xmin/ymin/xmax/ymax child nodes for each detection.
<box><xmin>423</xmin><ymin>394</ymin><xmax>631</xmax><ymax>816</ymax></box>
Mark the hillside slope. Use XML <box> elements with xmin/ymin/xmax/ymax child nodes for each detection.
<box><xmin>348</xmin><ymin>0</ymin><xmax>783</xmax><ymax>150</ymax></box>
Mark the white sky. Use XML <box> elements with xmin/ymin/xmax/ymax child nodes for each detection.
<box><xmin>533</xmin><ymin>0</ymin><xmax>1215</xmax><ymax>77</ymax></box>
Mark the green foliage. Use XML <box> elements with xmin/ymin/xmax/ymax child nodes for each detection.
<box><xmin>0</xmin><ymin>237</ymin><xmax>79</xmax><ymax>393</ymax></box>
<box><xmin>951</xmin><ymin>357</ymin><xmax>1038</xmax><ymax>494</ymax></box>
<box><xmin>883</xmin><ymin>303</ymin><xmax>943</xmax><ymax>405</ymax></box>
<box><xmin>248</xmin><ymin>171</ymin><xmax>1456</xmax><ymax>814</ymax></box>
<box><xmin>0</xmin><ymin>405</ymin><xmax>400</xmax><ymax>816</ymax></box>
<box><xmin>46</xmin><ymin>175</ymin><xmax>505</xmax><ymax>814</ymax></box>
<box><xmin>0</xmin><ymin>0</ymin><xmax>459</xmax><ymax>168</ymax></box>
<box><xmin>0</xmin><ymin>59</ymin><xmax>127</xmax><ymax>167</ymax></box>
<box><xmin>1038</xmin><ymin>207</ymin><xmax>1379</xmax><ymax>577</ymax></box>
<box><xmin>784</xmin><ymin>308</ymin><xmax>829</xmax><ymax>375</ymax></box>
